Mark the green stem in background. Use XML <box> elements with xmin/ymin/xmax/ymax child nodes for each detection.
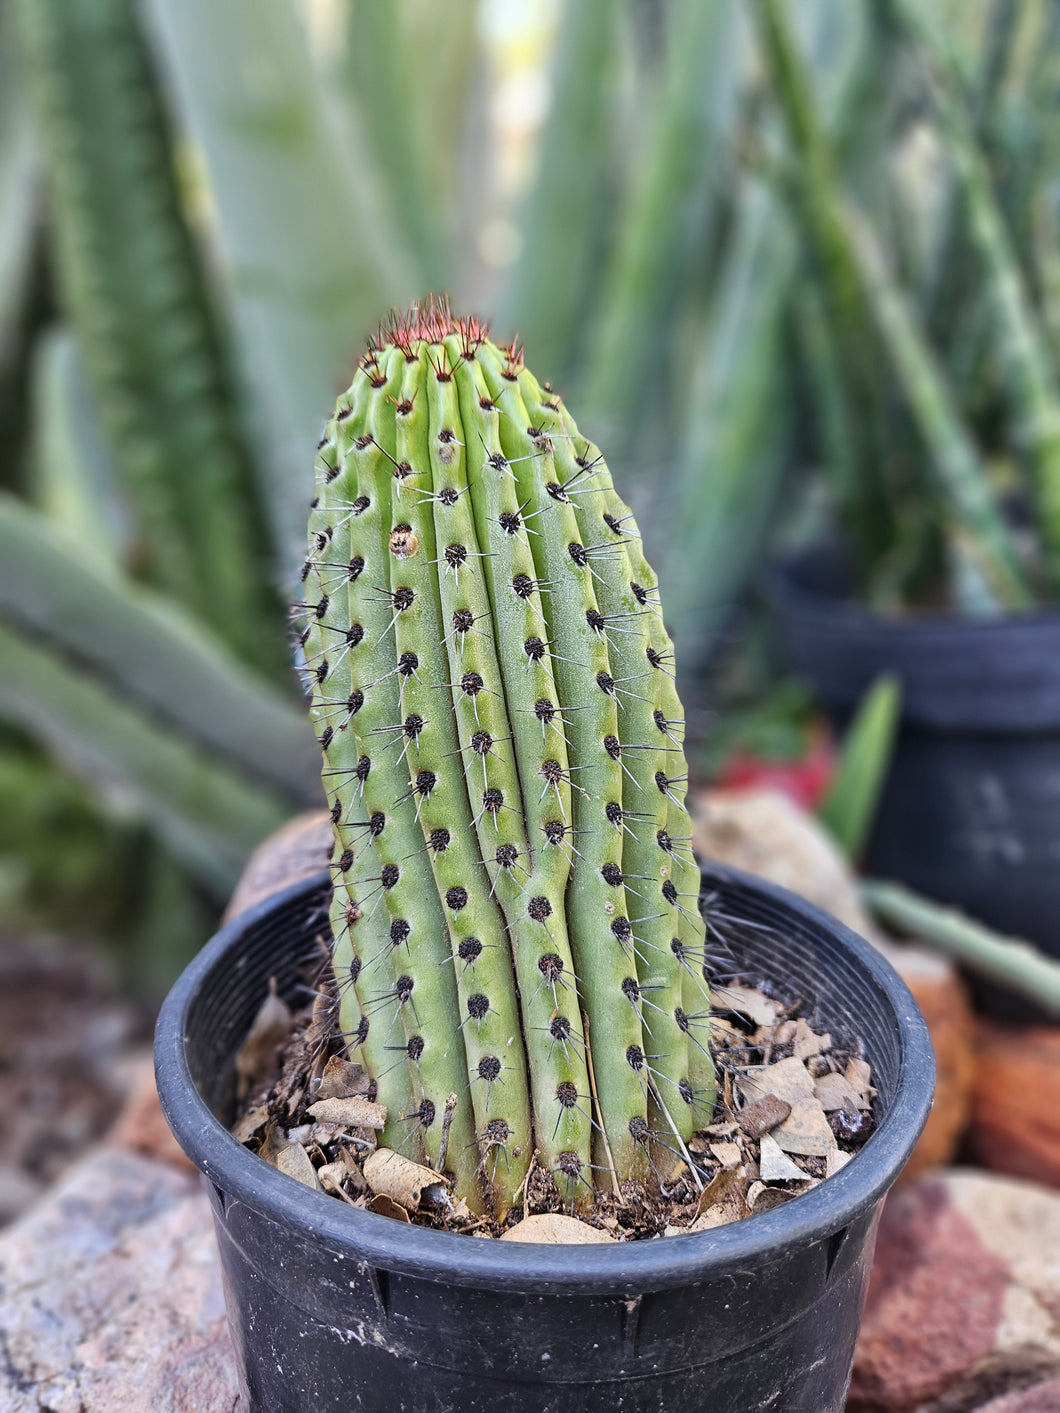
<box><xmin>754</xmin><ymin>0</ymin><xmax>1031</xmax><ymax>612</ymax></box>
<box><xmin>817</xmin><ymin>675</ymin><xmax>901</xmax><ymax>861</ymax></box>
<box><xmin>18</xmin><ymin>0</ymin><xmax>281</xmax><ymax>674</ymax></box>
<box><xmin>844</xmin><ymin>207</ymin><xmax>1032</xmax><ymax>612</ymax></box>
<box><xmin>918</xmin><ymin>0</ymin><xmax>1022</xmax><ymax>336</ymax></box>
<box><xmin>863</xmin><ymin>878</ymin><xmax>1060</xmax><ymax>1018</ymax></box>
<box><xmin>0</xmin><ymin>0</ymin><xmax>38</xmax><ymax>397</ymax></box>
<box><xmin>340</xmin><ymin>1</ymin><xmax>440</xmax><ymax>288</ymax></box>
<box><xmin>892</xmin><ymin>0</ymin><xmax>1060</xmax><ymax>595</ymax></box>
<box><xmin>750</xmin><ymin>0</ymin><xmax>896</xmax><ymax>573</ymax></box>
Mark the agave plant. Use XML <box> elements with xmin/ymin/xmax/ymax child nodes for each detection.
<box><xmin>755</xmin><ymin>0</ymin><xmax>1060</xmax><ymax>614</ymax></box>
<box><xmin>302</xmin><ymin>300</ymin><xmax>713</xmax><ymax>1213</ymax></box>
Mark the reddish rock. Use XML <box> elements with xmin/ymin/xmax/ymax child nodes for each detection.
<box><xmin>969</xmin><ymin>1020</ymin><xmax>1060</xmax><ymax>1189</ymax></box>
<box><xmin>850</xmin><ymin>1170</ymin><xmax>1060</xmax><ymax>1412</ymax></box>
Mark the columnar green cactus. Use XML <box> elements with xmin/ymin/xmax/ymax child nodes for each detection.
<box><xmin>302</xmin><ymin>300</ymin><xmax>714</xmax><ymax>1215</ymax></box>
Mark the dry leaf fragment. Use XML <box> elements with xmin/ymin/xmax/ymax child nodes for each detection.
<box><xmin>693</xmin><ymin>1162</ymin><xmax>749</xmax><ymax>1221</ymax></box>
<box><xmin>232</xmin><ymin>1103</ymin><xmax>270</xmax><ymax>1144</ymax></box>
<box><xmin>772</xmin><ymin>1099</ymin><xmax>838</xmax><ymax>1157</ymax></box>
<box><xmin>737</xmin><ymin>1094</ymin><xmax>792</xmax><ymax>1139</ymax></box>
<box><xmin>318</xmin><ymin>1162</ymin><xmax>357</xmax><ymax>1202</ymax></box>
<box><xmin>363</xmin><ymin>1148</ymin><xmax>448</xmax><ymax>1211</ymax></box>
<box><xmin>739</xmin><ymin>1055</ymin><xmax>816</xmax><ymax>1106</ymax></box>
<box><xmin>703</xmin><ymin>1120</ymin><xmax>738</xmax><ymax>1139</ymax></box>
<box><xmin>792</xmin><ymin>1018</ymin><xmax>831</xmax><ymax>1060</ymax></box>
<box><xmin>814</xmin><ymin>1072</ymin><xmax>865</xmax><ymax>1112</ymax></box>
<box><xmin>499</xmin><ymin>1214</ymin><xmax>615</xmax><ymax>1244</ymax></box>
<box><xmin>370</xmin><ymin>1193</ymin><xmax>410</xmax><ymax>1222</ymax></box>
<box><xmin>708</xmin><ymin>1017</ymin><xmax>745</xmax><ymax>1047</ymax></box>
<box><xmin>235</xmin><ymin>979</ymin><xmax>292</xmax><ymax>1096</ymax></box>
<box><xmin>747</xmin><ymin>1183</ymin><xmax>802</xmax><ymax>1213</ymax></box>
<box><xmin>713</xmin><ymin>984</ymin><xmax>779</xmax><ymax>1028</ymax></box>
<box><xmin>826</xmin><ymin>1147</ymin><xmax>854</xmax><ymax>1178</ymax></box>
<box><xmin>276</xmin><ymin>1142</ymin><xmax>320</xmax><ymax>1190</ymax></box>
<box><xmin>709</xmin><ymin>1142</ymin><xmax>743</xmax><ymax>1168</ymax></box>
<box><xmin>844</xmin><ymin>1057</ymin><xmax>874</xmax><ymax>1105</ymax></box>
<box><xmin>758</xmin><ymin>1133</ymin><xmax>810</xmax><ymax>1182</ymax></box>
<box><xmin>316</xmin><ymin>1056</ymin><xmax>371</xmax><ymax>1101</ymax></box>
<box><xmin>307</xmin><ymin>1096</ymin><xmax>387</xmax><ymax>1130</ymax></box>
<box><xmin>258</xmin><ymin>1120</ymin><xmax>289</xmax><ymax>1167</ymax></box>
<box><xmin>687</xmin><ymin>1205</ymin><xmax>737</xmax><ymax>1233</ymax></box>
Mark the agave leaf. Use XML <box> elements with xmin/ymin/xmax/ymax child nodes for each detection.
<box><xmin>18</xmin><ymin>0</ymin><xmax>281</xmax><ymax>671</ymax></box>
<box><xmin>29</xmin><ymin>327</ymin><xmax>128</xmax><ymax>566</ymax></box>
<box><xmin>0</xmin><ymin>493</ymin><xmax>319</xmax><ymax>804</ymax></box>
<box><xmin>662</xmin><ymin>179</ymin><xmax>797</xmax><ymax>671</ymax></box>
<box><xmin>818</xmin><ymin>674</ymin><xmax>901</xmax><ymax>861</ymax></box>
<box><xmin>582</xmin><ymin>0</ymin><xmax>745</xmax><ymax>454</ymax></box>
<box><xmin>0</xmin><ymin>3</ymin><xmax>37</xmax><ymax>373</ymax></box>
<box><xmin>143</xmin><ymin>0</ymin><xmax>417</xmax><ymax>575</ymax></box>
<box><xmin>340</xmin><ymin>0</ymin><xmax>478</xmax><ymax>290</ymax></box>
<box><xmin>0</xmin><ymin>622</ymin><xmax>289</xmax><ymax>896</ymax></box>
<box><xmin>495</xmin><ymin>0</ymin><xmax>618</xmax><ymax>382</ymax></box>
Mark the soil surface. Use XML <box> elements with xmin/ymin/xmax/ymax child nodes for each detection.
<box><xmin>231</xmin><ymin>954</ymin><xmax>876</xmax><ymax>1239</ymax></box>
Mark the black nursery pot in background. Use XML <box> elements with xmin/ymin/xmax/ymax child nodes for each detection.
<box><xmin>771</xmin><ymin>548</ymin><xmax>1060</xmax><ymax>1019</ymax></box>
<box><xmin>156</xmin><ymin>863</ymin><xmax>933</xmax><ymax>1413</ymax></box>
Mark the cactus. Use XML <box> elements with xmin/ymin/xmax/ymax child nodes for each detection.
<box><xmin>302</xmin><ymin>299</ymin><xmax>714</xmax><ymax>1216</ymax></box>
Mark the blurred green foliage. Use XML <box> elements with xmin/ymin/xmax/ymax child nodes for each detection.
<box><xmin>1</xmin><ymin>0</ymin><xmax>1058</xmax><ymax>985</ymax></box>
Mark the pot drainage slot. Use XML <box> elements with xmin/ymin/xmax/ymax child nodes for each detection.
<box><xmin>621</xmin><ymin>1295</ymin><xmax>642</xmax><ymax>1357</ymax></box>
<box><xmin>825</xmin><ymin>1225</ymin><xmax>849</xmax><ymax>1279</ymax></box>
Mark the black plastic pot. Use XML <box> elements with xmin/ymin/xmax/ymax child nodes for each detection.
<box><xmin>156</xmin><ymin>862</ymin><xmax>933</xmax><ymax>1413</ymax></box>
<box><xmin>770</xmin><ymin>547</ymin><xmax>1060</xmax><ymax>1018</ymax></box>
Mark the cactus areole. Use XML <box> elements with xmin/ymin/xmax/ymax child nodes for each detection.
<box><xmin>301</xmin><ymin>299</ymin><xmax>715</xmax><ymax>1217</ymax></box>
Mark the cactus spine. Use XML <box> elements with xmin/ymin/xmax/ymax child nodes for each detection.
<box><xmin>303</xmin><ymin>302</ymin><xmax>714</xmax><ymax>1215</ymax></box>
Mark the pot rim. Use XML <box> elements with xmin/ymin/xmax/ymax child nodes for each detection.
<box><xmin>155</xmin><ymin>861</ymin><xmax>934</xmax><ymax>1296</ymax></box>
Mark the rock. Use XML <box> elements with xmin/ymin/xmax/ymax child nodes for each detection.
<box><xmin>0</xmin><ymin>942</ymin><xmax>144</xmax><ymax>1226</ymax></box>
<box><xmin>0</xmin><ymin>1147</ymin><xmax>238</xmax><ymax>1411</ymax></box>
<box><xmin>106</xmin><ymin>1050</ymin><xmax>195</xmax><ymax>1172</ymax></box>
<box><xmin>692</xmin><ymin>786</ymin><xmax>976</xmax><ymax>1178</ymax></box>
<box><xmin>968</xmin><ymin>1019</ymin><xmax>1060</xmax><ymax>1189</ymax></box>
<box><xmin>849</xmin><ymin>1169</ymin><xmax>1060</xmax><ymax>1412</ymax></box>
<box><xmin>972</xmin><ymin>1377</ymin><xmax>1060</xmax><ymax>1411</ymax></box>
<box><xmin>692</xmin><ymin>785</ymin><xmax>878</xmax><ymax>935</ymax></box>
<box><xmin>224</xmin><ymin>808</ymin><xmax>331</xmax><ymax>921</ymax></box>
